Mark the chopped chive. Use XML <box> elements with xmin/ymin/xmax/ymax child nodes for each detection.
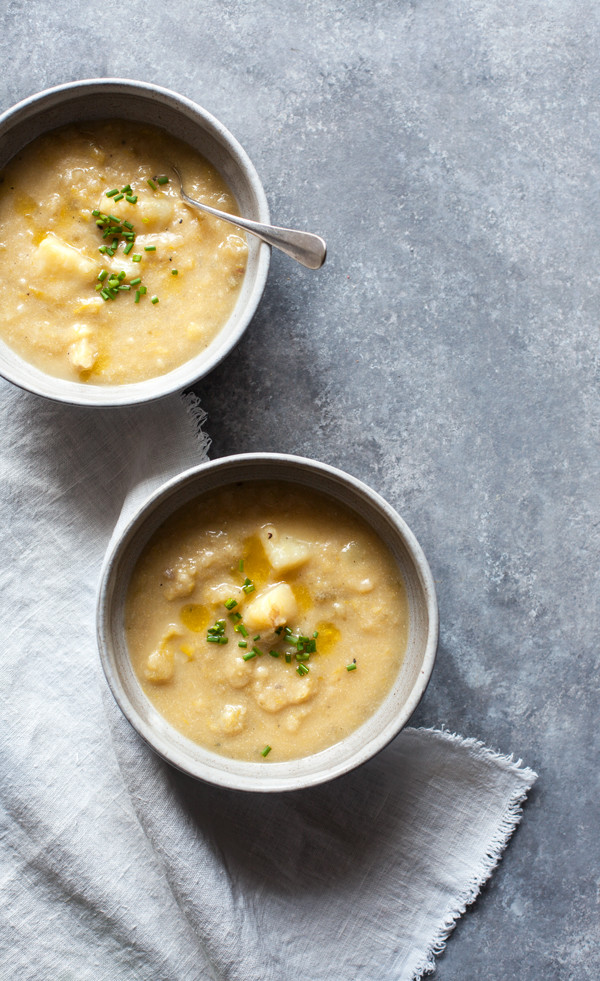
<box><xmin>134</xmin><ymin>290</ymin><xmax>141</xmax><ymax>303</ymax></box>
<box><xmin>285</xmin><ymin>653</ymin><xmax>292</xmax><ymax>663</ymax></box>
<box><xmin>284</xmin><ymin>627</ymin><xmax>293</xmax><ymax>636</ymax></box>
<box><xmin>105</xmin><ymin>247</ymin><xmax>115</xmax><ymax>257</ymax></box>
<box><xmin>144</xmin><ymin>245</ymin><xmax>156</xmax><ymax>252</ymax></box>
<box><xmin>95</xmin><ymin>283</ymin><xmax>103</xmax><ymax>291</ymax></box>
<box><xmin>100</xmin><ymin>289</ymin><xmax>110</xmax><ymax>300</ymax></box>
<box><xmin>97</xmin><ymin>269</ymin><xmax>107</xmax><ymax>281</ymax></box>
<box><xmin>224</xmin><ymin>598</ymin><xmax>238</xmax><ymax>610</ymax></box>
<box><xmin>96</xmin><ymin>219</ymin><xmax>106</xmax><ymax>228</ymax></box>
<box><xmin>234</xmin><ymin>623</ymin><xmax>248</xmax><ymax>637</ymax></box>
<box><xmin>269</xmin><ymin>650</ymin><xmax>280</xmax><ymax>658</ymax></box>
<box><xmin>253</xmin><ymin>635</ymin><xmax>260</xmax><ymax>641</ymax></box>
<box><xmin>296</xmin><ymin>652</ymin><xmax>310</xmax><ymax>662</ymax></box>
<box><xmin>297</xmin><ymin>664</ymin><xmax>309</xmax><ymax>676</ymax></box>
<box><xmin>157</xmin><ymin>176</ymin><xmax>169</xmax><ymax>185</ymax></box>
<box><xmin>121</xmin><ymin>184</ymin><xmax>131</xmax><ymax>193</ymax></box>
<box><xmin>123</xmin><ymin>220</ymin><xmax>133</xmax><ymax>230</ymax></box>
<box><xmin>92</xmin><ymin>209</ymin><xmax>100</xmax><ymax>217</ymax></box>
<box><xmin>346</xmin><ymin>663</ymin><xmax>357</xmax><ymax>671</ymax></box>
<box><xmin>98</xmin><ymin>246</ymin><xmax>107</xmax><ymax>254</ymax></box>
<box><xmin>123</xmin><ymin>243</ymin><xmax>133</xmax><ymax>255</ymax></box>
<box><xmin>171</xmin><ymin>269</ymin><xmax>178</xmax><ymax>275</ymax></box>
<box><xmin>118</xmin><ymin>284</ymin><xmax>131</xmax><ymax>291</ymax></box>
<box><xmin>113</xmin><ymin>193</ymin><xmax>124</xmax><ymax>202</ymax></box>
<box><xmin>112</xmin><ymin>239</ymin><xmax>119</xmax><ymax>250</ymax></box>
<box><xmin>107</xmin><ymin>215</ymin><xmax>120</xmax><ymax>223</ymax></box>
<box><xmin>151</xmin><ymin>295</ymin><xmax>159</xmax><ymax>304</ymax></box>
<box><xmin>243</xmin><ymin>651</ymin><xmax>257</xmax><ymax>661</ymax></box>
<box><xmin>251</xmin><ymin>646</ymin><xmax>262</xmax><ymax>657</ymax></box>
<box><xmin>206</xmin><ymin>636</ymin><xmax>221</xmax><ymax>644</ymax></box>
<box><xmin>313</xmin><ymin>631</ymin><xmax>319</xmax><ymax>638</ymax></box>
<box><xmin>128</xmin><ymin>277</ymin><xmax>141</xmax><ymax>286</ymax></box>
<box><xmin>229</xmin><ymin>612</ymin><xmax>242</xmax><ymax>624</ymax></box>
<box><xmin>261</xmin><ymin>745</ymin><xmax>271</xmax><ymax>757</ymax></box>
<box><xmin>242</xmin><ymin>577</ymin><xmax>255</xmax><ymax>594</ymax></box>
<box><xmin>218</xmin><ymin>637</ymin><xmax>228</xmax><ymax>645</ymax></box>
<box><xmin>238</xmin><ymin>641</ymin><xmax>248</xmax><ymax>649</ymax></box>
<box><xmin>139</xmin><ymin>285</ymin><xmax>147</xmax><ymax>294</ymax></box>
<box><xmin>132</xmin><ymin>254</ymin><xmax>142</xmax><ymax>262</ymax></box>
<box><xmin>117</xmin><ymin>270</ymin><xmax>126</xmax><ymax>281</ymax></box>
<box><xmin>126</xmin><ymin>194</ymin><xmax>138</xmax><ymax>203</ymax></box>
<box><xmin>238</xmin><ymin>559</ymin><xmax>244</xmax><ymax>572</ymax></box>
<box><xmin>147</xmin><ymin>178</ymin><xmax>157</xmax><ymax>190</ymax></box>
<box><xmin>105</xmin><ymin>188</ymin><xmax>119</xmax><ymax>197</ymax></box>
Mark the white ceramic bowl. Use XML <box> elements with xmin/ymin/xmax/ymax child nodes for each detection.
<box><xmin>97</xmin><ymin>454</ymin><xmax>438</xmax><ymax>792</ymax></box>
<box><xmin>0</xmin><ymin>79</ymin><xmax>270</xmax><ymax>406</ymax></box>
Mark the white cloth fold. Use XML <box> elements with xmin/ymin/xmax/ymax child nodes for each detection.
<box><xmin>0</xmin><ymin>381</ymin><xmax>536</xmax><ymax>981</ymax></box>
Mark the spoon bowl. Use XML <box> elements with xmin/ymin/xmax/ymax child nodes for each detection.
<box><xmin>171</xmin><ymin>165</ymin><xmax>327</xmax><ymax>269</ymax></box>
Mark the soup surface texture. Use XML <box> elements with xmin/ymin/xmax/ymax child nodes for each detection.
<box><xmin>0</xmin><ymin>120</ymin><xmax>247</xmax><ymax>384</ymax></box>
<box><xmin>125</xmin><ymin>481</ymin><xmax>409</xmax><ymax>762</ymax></box>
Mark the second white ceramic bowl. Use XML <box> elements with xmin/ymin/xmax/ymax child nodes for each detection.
<box><xmin>97</xmin><ymin>454</ymin><xmax>439</xmax><ymax>792</ymax></box>
<box><xmin>0</xmin><ymin>79</ymin><xmax>271</xmax><ymax>406</ymax></box>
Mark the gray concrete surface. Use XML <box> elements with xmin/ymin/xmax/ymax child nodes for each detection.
<box><xmin>1</xmin><ymin>1</ymin><xmax>598</xmax><ymax>977</ymax></box>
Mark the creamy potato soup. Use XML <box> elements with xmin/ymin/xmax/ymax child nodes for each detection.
<box><xmin>0</xmin><ymin>120</ymin><xmax>247</xmax><ymax>383</ymax></box>
<box><xmin>125</xmin><ymin>482</ymin><xmax>409</xmax><ymax>762</ymax></box>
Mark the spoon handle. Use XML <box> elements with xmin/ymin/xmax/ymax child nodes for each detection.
<box><xmin>180</xmin><ymin>191</ymin><xmax>327</xmax><ymax>269</ymax></box>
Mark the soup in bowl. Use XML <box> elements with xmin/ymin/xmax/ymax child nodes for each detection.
<box><xmin>97</xmin><ymin>454</ymin><xmax>438</xmax><ymax>792</ymax></box>
<box><xmin>0</xmin><ymin>79</ymin><xmax>270</xmax><ymax>405</ymax></box>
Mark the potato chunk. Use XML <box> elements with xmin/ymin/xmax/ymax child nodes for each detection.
<box><xmin>130</xmin><ymin>195</ymin><xmax>175</xmax><ymax>229</ymax></box>
<box><xmin>144</xmin><ymin>626</ymin><xmax>179</xmax><ymax>683</ymax></box>
<box><xmin>260</xmin><ymin>526</ymin><xmax>312</xmax><ymax>573</ymax></box>
<box><xmin>227</xmin><ymin>657</ymin><xmax>253</xmax><ymax>689</ymax></box>
<box><xmin>243</xmin><ymin>583</ymin><xmax>298</xmax><ymax>632</ymax></box>
<box><xmin>67</xmin><ymin>336</ymin><xmax>96</xmax><ymax>372</ymax></box>
<box><xmin>253</xmin><ymin>674</ymin><xmax>314</xmax><ymax>713</ymax></box>
<box><xmin>34</xmin><ymin>233</ymin><xmax>97</xmax><ymax>281</ymax></box>
<box><xmin>144</xmin><ymin>647</ymin><xmax>174</xmax><ymax>683</ymax></box>
<box><xmin>162</xmin><ymin>561</ymin><xmax>197</xmax><ymax>600</ymax></box>
<box><xmin>216</xmin><ymin>704</ymin><xmax>246</xmax><ymax>734</ymax></box>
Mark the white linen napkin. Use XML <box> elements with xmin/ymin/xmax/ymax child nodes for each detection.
<box><xmin>0</xmin><ymin>380</ymin><xmax>536</xmax><ymax>981</ymax></box>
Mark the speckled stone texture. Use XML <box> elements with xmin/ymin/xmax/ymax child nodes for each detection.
<box><xmin>1</xmin><ymin>1</ymin><xmax>598</xmax><ymax>977</ymax></box>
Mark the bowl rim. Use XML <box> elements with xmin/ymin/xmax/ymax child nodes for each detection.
<box><xmin>97</xmin><ymin>452</ymin><xmax>439</xmax><ymax>792</ymax></box>
<box><xmin>0</xmin><ymin>78</ymin><xmax>271</xmax><ymax>406</ymax></box>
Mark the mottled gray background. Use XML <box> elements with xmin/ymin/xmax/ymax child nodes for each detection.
<box><xmin>1</xmin><ymin>0</ymin><xmax>598</xmax><ymax>977</ymax></box>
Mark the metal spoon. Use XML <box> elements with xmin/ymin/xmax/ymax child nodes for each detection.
<box><xmin>170</xmin><ymin>165</ymin><xmax>326</xmax><ymax>269</ymax></box>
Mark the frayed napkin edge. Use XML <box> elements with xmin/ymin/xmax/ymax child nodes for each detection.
<box><xmin>408</xmin><ymin>727</ymin><xmax>538</xmax><ymax>980</ymax></box>
<box><xmin>180</xmin><ymin>391</ymin><xmax>212</xmax><ymax>459</ymax></box>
